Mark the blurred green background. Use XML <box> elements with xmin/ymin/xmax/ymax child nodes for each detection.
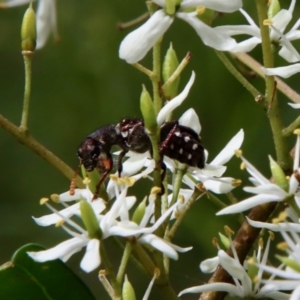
<box><xmin>0</xmin><ymin>0</ymin><xmax>299</xmax><ymax>299</ymax></box>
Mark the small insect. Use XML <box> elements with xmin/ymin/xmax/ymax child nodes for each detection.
<box><xmin>73</xmin><ymin>118</ymin><xmax>205</xmax><ymax>199</ymax></box>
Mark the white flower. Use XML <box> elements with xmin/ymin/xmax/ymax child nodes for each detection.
<box><xmin>119</xmin><ymin>0</ymin><xmax>242</xmax><ymax>63</ymax></box>
<box><xmin>249</xmin><ymin>228</ymin><xmax>300</xmax><ymax>298</ymax></box>
<box><xmin>28</xmin><ymin>236</ymin><xmax>101</xmax><ymax>273</ymax></box>
<box><xmin>2</xmin><ymin>0</ymin><xmax>58</xmax><ymax>49</ymax></box>
<box><xmin>179</xmin><ymin>236</ymin><xmax>290</xmax><ymax>299</ymax></box>
<box><xmin>217</xmin><ymin>135</ymin><xmax>300</xmax><ymax>215</ymax></box>
<box><xmin>216</xmin><ymin>0</ymin><xmax>300</xmax><ymax>63</ymax></box>
<box><xmin>28</xmin><ymin>188</ymin><xmax>135</xmax><ymax>272</ymax></box>
<box><xmin>103</xmin><ymin>191</ymin><xmax>192</xmax><ymax>259</ymax></box>
<box><xmin>32</xmin><ymin>188</ymin><xmax>106</xmax><ymax>227</ymax></box>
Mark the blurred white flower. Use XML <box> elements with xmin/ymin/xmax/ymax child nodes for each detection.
<box><xmin>119</xmin><ymin>0</ymin><xmax>242</xmax><ymax>63</ymax></box>
<box><xmin>2</xmin><ymin>0</ymin><xmax>58</xmax><ymax>49</ymax></box>
<box><xmin>180</xmin><ymin>235</ymin><xmax>289</xmax><ymax>299</ymax></box>
<box><xmin>217</xmin><ymin>135</ymin><xmax>300</xmax><ymax>215</ymax></box>
<box><xmin>250</xmin><ymin>227</ymin><xmax>300</xmax><ymax>299</ymax></box>
<box><xmin>216</xmin><ymin>0</ymin><xmax>300</xmax><ymax>63</ymax></box>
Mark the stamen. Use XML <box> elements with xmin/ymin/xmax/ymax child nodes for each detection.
<box><xmin>40</xmin><ymin>197</ymin><xmax>49</xmax><ymax>205</ymax></box>
<box><xmin>277</xmin><ymin>241</ymin><xmax>289</xmax><ymax>250</ymax></box>
<box><xmin>50</xmin><ymin>194</ymin><xmax>60</xmax><ymax>203</ymax></box>
<box><xmin>263</xmin><ymin>19</ymin><xmax>273</xmax><ymax>26</ymax></box>
<box><xmin>196</xmin><ymin>6</ymin><xmax>206</xmax><ymax>15</ymax></box>
<box><xmin>235</xmin><ymin>149</ymin><xmax>242</xmax><ymax>157</ymax></box>
<box><xmin>224</xmin><ymin>225</ymin><xmax>234</xmax><ymax>237</ymax></box>
<box><xmin>231</xmin><ymin>179</ymin><xmax>242</xmax><ymax>187</ymax></box>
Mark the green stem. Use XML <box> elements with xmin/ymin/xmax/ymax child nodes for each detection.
<box><xmin>132</xmin><ymin>244</ymin><xmax>179</xmax><ymax>300</ymax></box>
<box><xmin>116</xmin><ymin>242</ymin><xmax>132</xmax><ymax>284</ymax></box>
<box><xmin>20</xmin><ymin>52</ymin><xmax>32</xmax><ymax>132</ymax></box>
<box><xmin>99</xmin><ymin>272</ymin><xmax>119</xmax><ymax>300</ymax></box>
<box><xmin>282</xmin><ymin>115</ymin><xmax>300</xmax><ymax>137</ymax></box>
<box><xmin>215</xmin><ymin>50</ymin><xmax>261</xmax><ymax>99</ymax></box>
<box><xmin>207</xmin><ymin>191</ymin><xmax>227</xmax><ymax>209</ymax></box>
<box><xmin>255</xmin><ymin>0</ymin><xmax>292</xmax><ymax>170</ymax></box>
<box><xmin>170</xmin><ymin>167</ymin><xmax>186</xmax><ymax>206</ymax></box>
<box><xmin>162</xmin><ymin>52</ymin><xmax>191</xmax><ymax>92</ymax></box>
<box><xmin>0</xmin><ymin>114</ymin><xmax>84</xmax><ymax>188</ymax></box>
<box><xmin>132</xmin><ymin>63</ymin><xmax>154</xmax><ymax>78</ymax></box>
<box><xmin>167</xmin><ymin>187</ymin><xmax>202</xmax><ymax>240</ymax></box>
<box><xmin>118</xmin><ymin>12</ymin><xmax>149</xmax><ymax>30</ymax></box>
<box><xmin>100</xmin><ymin>242</ymin><xmax>121</xmax><ymax>298</ymax></box>
<box><xmin>232</xmin><ymin>52</ymin><xmax>300</xmax><ymax>104</ymax></box>
<box><xmin>152</xmin><ymin>39</ymin><xmax>162</xmax><ymax>114</ymax></box>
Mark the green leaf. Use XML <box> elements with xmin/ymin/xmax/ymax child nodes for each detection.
<box><xmin>0</xmin><ymin>244</ymin><xmax>95</xmax><ymax>300</ymax></box>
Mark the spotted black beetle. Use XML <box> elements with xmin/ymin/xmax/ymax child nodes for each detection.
<box><xmin>75</xmin><ymin>118</ymin><xmax>205</xmax><ymax>198</ymax></box>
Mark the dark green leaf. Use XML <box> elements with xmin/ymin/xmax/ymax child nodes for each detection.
<box><xmin>0</xmin><ymin>244</ymin><xmax>95</xmax><ymax>300</ymax></box>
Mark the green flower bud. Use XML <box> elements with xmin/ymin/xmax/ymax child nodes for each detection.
<box><xmin>122</xmin><ymin>275</ymin><xmax>136</xmax><ymax>300</ymax></box>
<box><xmin>276</xmin><ymin>255</ymin><xmax>300</xmax><ymax>273</ymax></box>
<box><xmin>218</xmin><ymin>232</ymin><xmax>230</xmax><ymax>249</ymax></box>
<box><xmin>247</xmin><ymin>256</ymin><xmax>258</xmax><ymax>281</ymax></box>
<box><xmin>165</xmin><ymin>0</ymin><xmax>176</xmax><ymax>15</ymax></box>
<box><xmin>269</xmin><ymin>155</ymin><xmax>289</xmax><ymax>192</ymax></box>
<box><xmin>268</xmin><ymin>0</ymin><xmax>281</xmax><ymax>19</ymax></box>
<box><xmin>162</xmin><ymin>43</ymin><xmax>180</xmax><ymax>99</ymax></box>
<box><xmin>140</xmin><ymin>85</ymin><xmax>157</xmax><ymax>134</ymax></box>
<box><xmin>80</xmin><ymin>200</ymin><xmax>102</xmax><ymax>239</ymax></box>
<box><xmin>21</xmin><ymin>3</ymin><xmax>36</xmax><ymax>52</ymax></box>
<box><xmin>132</xmin><ymin>196</ymin><xmax>147</xmax><ymax>225</ymax></box>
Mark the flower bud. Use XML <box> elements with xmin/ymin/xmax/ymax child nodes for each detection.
<box><xmin>247</xmin><ymin>256</ymin><xmax>258</xmax><ymax>281</ymax></box>
<box><xmin>140</xmin><ymin>85</ymin><xmax>157</xmax><ymax>134</ymax></box>
<box><xmin>165</xmin><ymin>0</ymin><xmax>176</xmax><ymax>15</ymax></box>
<box><xmin>268</xmin><ymin>0</ymin><xmax>281</xmax><ymax>19</ymax></box>
<box><xmin>269</xmin><ymin>155</ymin><xmax>289</xmax><ymax>192</ymax></box>
<box><xmin>21</xmin><ymin>3</ymin><xmax>36</xmax><ymax>52</ymax></box>
<box><xmin>80</xmin><ymin>200</ymin><xmax>102</xmax><ymax>239</ymax></box>
<box><xmin>132</xmin><ymin>196</ymin><xmax>147</xmax><ymax>225</ymax></box>
<box><xmin>162</xmin><ymin>43</ymin><xmax>180</xmax><ymax>99</ymax></box>
<box><xmin>122</xmin><ymin>275</ymin><xmax>136</xmax><ymax>300</ymax></box>
<box><xmin>276</xmin><ymin>255</ymin><xmax>300</xmax><ymax>273</ymax></box>
<box><xmin>218</xmin><ymin>232</ymin><xmax>230</xmax><ymax>249</ymax></box>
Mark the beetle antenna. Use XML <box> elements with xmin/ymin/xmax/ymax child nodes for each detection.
<box><xmin>69</xmin><ymin>163</ymin><xmax>81</xmax><ymax>195</ymax></box>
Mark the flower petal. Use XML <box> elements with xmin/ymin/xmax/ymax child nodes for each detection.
<box><xmin>210</xmin><ymin>129</ymin><xmax>244</xmax><ymax>166</ymax></box>
<box><xmin>218</xmin><ymin>250</ymin><xmax>247</xmax><ymax>280</ymax></box>
<box><xmin>178</xmin><ymin>282</ymin><xmax>241</xmax><ymax>297</ymax></box>
<box><xmin>179</xmin><ymin>108</ymin><xmax>201</xmax><ymax>134</ymax></box>
<box><xmin>156</xmin><ymin>71</ymin><xmax>195</xmax><ymax>125</ymax></box>
<box><xmin>139</xmin><ymin>234</ymin><xmax>179</xmax><ymax>260</ymax></box>
<box><xmin>177</xmin><ymin>12</ymin><xmax>238</xmax><ymax>51</ymax></box>
<box><xmin>200</xmin><ymin>256</ymin><xmax>219</xmax><ymax>273</ymax></box>
<box><xmin>246</xmin><ymin>217</ymin><xmax>300</xmax><ymax>232</ymax></box>
<box><xmin>32</xmin><ymin>203</ymin><xmax>80</xmax><ymax>226</ymax></box>
<box><xmin>180</xmin><ymin>0</ymin><xmax>242</xmax><ymax>13</ymax></box>
<box><xmin>3</xmin><ymin>0</ymin><xmax>31</xmax><ymax>7</ymax></box>
<box><xmin>203</xmin><ymin>177</ymin><xmax>236</xmax><ymax>194</ymax></box>
<box><xmin>291</xmin><ymin>285</ymin><xmax>300</xmax><ymax>300</ymax></box>
<box><xmin>288</xmin><ymin>103</ymin><xmax>300</xmax><ymax>109</ymax></box>
<box><xmin>27</xmin><ymin>237</ymin><xmax>86</xmax><ymax>262</ymax></box>
<box><xmin>217</xmin><ymin>194</ymin><xmax>283</xmax><ymax>215</ymax></box>
<box><xmin>262</xmin><ymin>64</ymin><xmax>300</xmax><ymax>78</ymax></box>
<box><xmin>36</xmin><ymin>0</ymin><xmax>58</xmax><ymax>49</ymax></box>
<box><xmin>119</xmin><ymin>10</ymin><xmax>173</xmax><ymax>63</ymax></box>
<box><xmin>228</xmin><ymin>36</ymin><xmax>261</xmax><ymax>53</ymax></box>
<box><xmin>80</xmin><ymin>239</ymin><xmax>101</xmax><ymax>272</ymax></box>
